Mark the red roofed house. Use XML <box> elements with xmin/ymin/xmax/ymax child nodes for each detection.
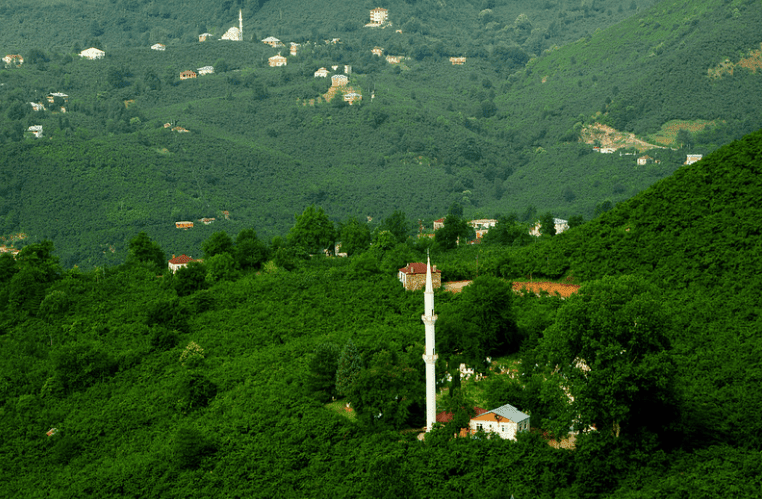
<box><xmin>398</xmin><ymin>262</ymin><xmax>441</xmax><ymax>291</ymax></box>
<box><xmin>176</xmin><ymin>221</ymin><xmax>194</xmax><ymax>229</ymax></box>
<box><xmin>3</xmin><ymin>54</ymin><xmax>24</xmax><ymax>66</ymax></box>
<box><xmin>433</xmin><ymin>218</ymin><xmax>445</xmax><ymax>230</ymax></box>
<box><xmin>168</xmin><ymin>254</ymin><xmax>199</xmax><ymax>272</ymax></box>
<box><xmin>180</xmin><ymin>70</ymin><xmax>197</xmax><ymax>80</ymax></box>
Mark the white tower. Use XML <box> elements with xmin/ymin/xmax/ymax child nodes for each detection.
<box><xmin>239</xmin><ymin>9</ymin><xmax>243</xmax><ymax>40</ymax></box>
<box><xmin>422</xmin><ymin>253</ymin><xmax>438</xmax><ymax>432</ymax></box>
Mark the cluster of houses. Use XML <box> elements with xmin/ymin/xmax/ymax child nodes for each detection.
<box><xmin>4</xmin><ymin>47</ymin><xmax>106</xmax><ymax>62</ymax></box>
<box><xmin>420</xmin><ymin>216</ymin><xmax>571</xmax><ymax>243</ymax></box>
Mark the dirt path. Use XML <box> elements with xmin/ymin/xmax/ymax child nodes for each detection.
<box><xmin>444</xmin><ymin>280</ymin><xmax>580</xmax><ymax>298</ymax></box>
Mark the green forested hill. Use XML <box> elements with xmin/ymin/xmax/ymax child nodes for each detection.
<box><xmin>488</xmin><ymin>128</ymin><xmax>762</xmax><ymax>460</ymax></box>
<box><xmin>2</xmin><ymin>129</ymin><xmax>762</xmax><ymax>497</ymax></box>
<box><xmin>1</xmin><ymin>0</ymin><xmax>762</xmax><ymax>267</ymax></box>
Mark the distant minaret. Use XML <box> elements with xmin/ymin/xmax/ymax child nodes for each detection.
<box><xmin>239</xmin><ymin>9</ymin><xmax>243</xmax><ymax>40</ymax></box>
<box><xmin>422</xmin><ymin>253</ymin><xmax>438</xmax><ymax>432</ymax></box>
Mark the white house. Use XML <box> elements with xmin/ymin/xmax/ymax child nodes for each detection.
<box><xmin>197</xmin><ymin>66</ymin><xmax>214</xmax><ymax>75</ymax></box>
<box><xmin>151</xmin><ymin>43</ymin><xmax>166</xmax><ymax>51</ymax></box>
<box><xmin>27</xmin><ymin>125</ymin><xmax>43</xmax><ymax>138</ymax></box>
<box><xmin>30</xmin><ymin>102</ymin><xmax>46</xmax><ymax>112</ymax></box>
<box><xmin>368</xmin><ymin>7</ymin><xmax>388</xmax><ymax>25</ymax></box>
<box><xmin>314</xmin><ymin>67</ymin><xmax>329</xmax><ymax>78</ymax></box>
<box><xmin>47</xmin><ymin>93</ymin><xmax>68</xmax><ymax>104</ymax></box>
<box><xmin>79</xmin><ymin>47</ymin><xmax>105</xmax><ymax>60</ymax></box>
<box><xmin>685</xmin><ymin>154</ymin><xmax>703</xmax><ymax>165</ymax></box>
<box><xmin>530</xmin><ymin>218</ymin><xmax>569</xmax><ymax>236</ymax></box>
<box><xmin>469</xmin><ymin>403</ymin><xmax>530</xmax><ymax>440</ymax></box>
<box><xmin>268</xmin><ymin>55</ymin><xmax>287</xmax><ymax>67</ymax></box>
<box><xmin>331</xmin><ymin>74</ymin><xmax>349</xmax><ymax>87</ymax></box>
<box><xmin>199</xmin><ymin>33</ymin><xmax>213</xmax><ymax>42</ymax></box>
<box><xmin>262</xmin><ymin>36</ymin><xmax>283</xmax><ymax>47</ymax></box>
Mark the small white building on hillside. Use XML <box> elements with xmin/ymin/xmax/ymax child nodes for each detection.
<box><xmin>530</xmin><ymin>218</ymin><xmax>569</xmax><ymax>236</ymax></box>
<box><xmin>79</xmin><ymin>47</ymin><xmax>105</xmax><ymax>60</ymax></box>
<box><xmin>469</xmin><ymin>403</ymin><xmax>530</xmax><ymax>440</ymax></box>
<box><xmin>262</xmin><ymin>36</ymin><xmax>283</xmax><ymax>47</ymax></box>
<box><xmin>168</xmin><ymin>254</ymin><xmax>199</xmax><ymax>272</ymax></box>
<box><xmin>331</xmin><ymin>74</ymin><xmax>349</xmax><ymax>87</ymax></box>
<box><xmin>685</xmin><ymin>154</ymin><xmax>703</xmax><ymax>165</ymax></box>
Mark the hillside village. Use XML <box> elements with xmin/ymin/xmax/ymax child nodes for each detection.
<box><xmin>2</xmin><ymin>0</ymin><xmax>762</xmax><ymax>496</ymax></box>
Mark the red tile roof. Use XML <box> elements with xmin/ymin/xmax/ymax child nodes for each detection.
<box><xmin>436</xmin><ymin>407</ymin><xmax>487</xmax><ymax>423</ymax></box>
<box><xmin>169</xmin><ymin>254</ymin><xmax>194</xmax><ymax>265</ymax></box>
<box><xmin>399</xmin><ymin>262</ymin><xmax>440</xmax><ymax>275</ymax></box>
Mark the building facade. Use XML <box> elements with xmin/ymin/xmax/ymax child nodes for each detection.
<box><xmin>269</xmin><ymin>55</ymin><xmax>287</xmax><ymax>67</ymax></box>
<box><xmin>370</xmin><ymin>7</ymin><xmax>388</xmax><ymax>24</ymax></box>
<box><xmin>399</xmin><ymin>262</ymin><xmax>441</xmax><ymax>291</ymax></box>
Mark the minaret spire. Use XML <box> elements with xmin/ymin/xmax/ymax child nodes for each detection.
<box><xmin>422</xmin><ymin>251</ymin><xmax>438</xmax><ymax>432</ymax></box>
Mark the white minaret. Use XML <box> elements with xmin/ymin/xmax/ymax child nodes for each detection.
<box><xmin>239</xmin><ymin>10</ymin><xmax>243</xmax><ymax>40</ymax></box>
<box><xmin>422</xmin><ymin>253</ymin><xmax>438</xmax><ymax>432</ymax></box>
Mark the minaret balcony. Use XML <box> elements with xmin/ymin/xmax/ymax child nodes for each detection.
<box><xmin>422</xmin><ymin>354</ymin><xmax>438</xmax><ymax>364</ymax></box>
<box><xmin>421</xmin><ymin>314</ymin><xmax>438</xmax><ymax>325</ymax></box>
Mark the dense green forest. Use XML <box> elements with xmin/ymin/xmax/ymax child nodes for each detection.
<box><xmin>1</xmin><ymin>0</ymin><xmax>762</xmax><ymax>265</ymax></box>
<box><xmin>2</xmin><ymin>129</ymin><xmax>762</xmax><ymax>497</ymax></box>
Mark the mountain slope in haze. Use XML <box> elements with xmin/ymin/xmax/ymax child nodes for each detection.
<box><xmin>2</xmin><ymin>0</ymin><xmax>762</xmax><ymax>266</ymax></box>
<box><xmin>497</xmin><ymin>0</ymin><xmax>762</xmax><ymax>146</ymax></box>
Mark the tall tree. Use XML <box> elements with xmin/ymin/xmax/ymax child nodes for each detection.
<box><xmin>437</xmin><ymin>275</ymin><xmax>519</xmax><ymax>365</ymax></box>
<box><xmin>435</xmin><ymin>215</ymin><xmax>472</xmax><ymax>250</ymax></box>
<box><xmin>287</xmin><ymin>205</ymin><xmax>335</xmax><ymax>254</ymax></box>
<box><xmin>338</xmin><ymin>218</ymin><xmax>371</xmax><ymax>256</ymax></box>
<box><xmin>378</xmin><ymin>210</ymin><xmax>410</xmax><ymax>244</ymax></box>
<box><xmin>346</xmin><ymin>350</ymin><xmax>421</xmax><ymax>430</ymax></box>
<box><xmin>306</xmin><ymin>342</ymin><xmax>340</xmax><ymax>403</ymax></box>
<box><xmin>539</xmin><ymin>212</ymin><xmax>557</xmax><ymax>237</ymax></box>
<box><xmin>202</xmin><ymin>231</ymin><xmax>234</xmax><ymax>259</ymax></box>
<box><xmin>234</xmin><ymin>228</ymin><xmax>268</xmax><ymax>270</ymax></box>
<box><xmin>335</xmin><ymin>339</ymin><xmax>364</xmax><ymax>397</ymax></box>
<box><xmin>127</xmin><ymin>232</ymin><xmax>165</xmax><ymax>269</ymax></box>
<box><xmin>539</xmin><ymin>275</ymin><xmax>676</xmax><ymax>438</ymax></box>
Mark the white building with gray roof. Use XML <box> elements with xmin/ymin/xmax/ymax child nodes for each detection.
<box><xmin>469</xmin><ymin>403</ymin><xmax>530</xmax><ymax>440</ymax></box>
